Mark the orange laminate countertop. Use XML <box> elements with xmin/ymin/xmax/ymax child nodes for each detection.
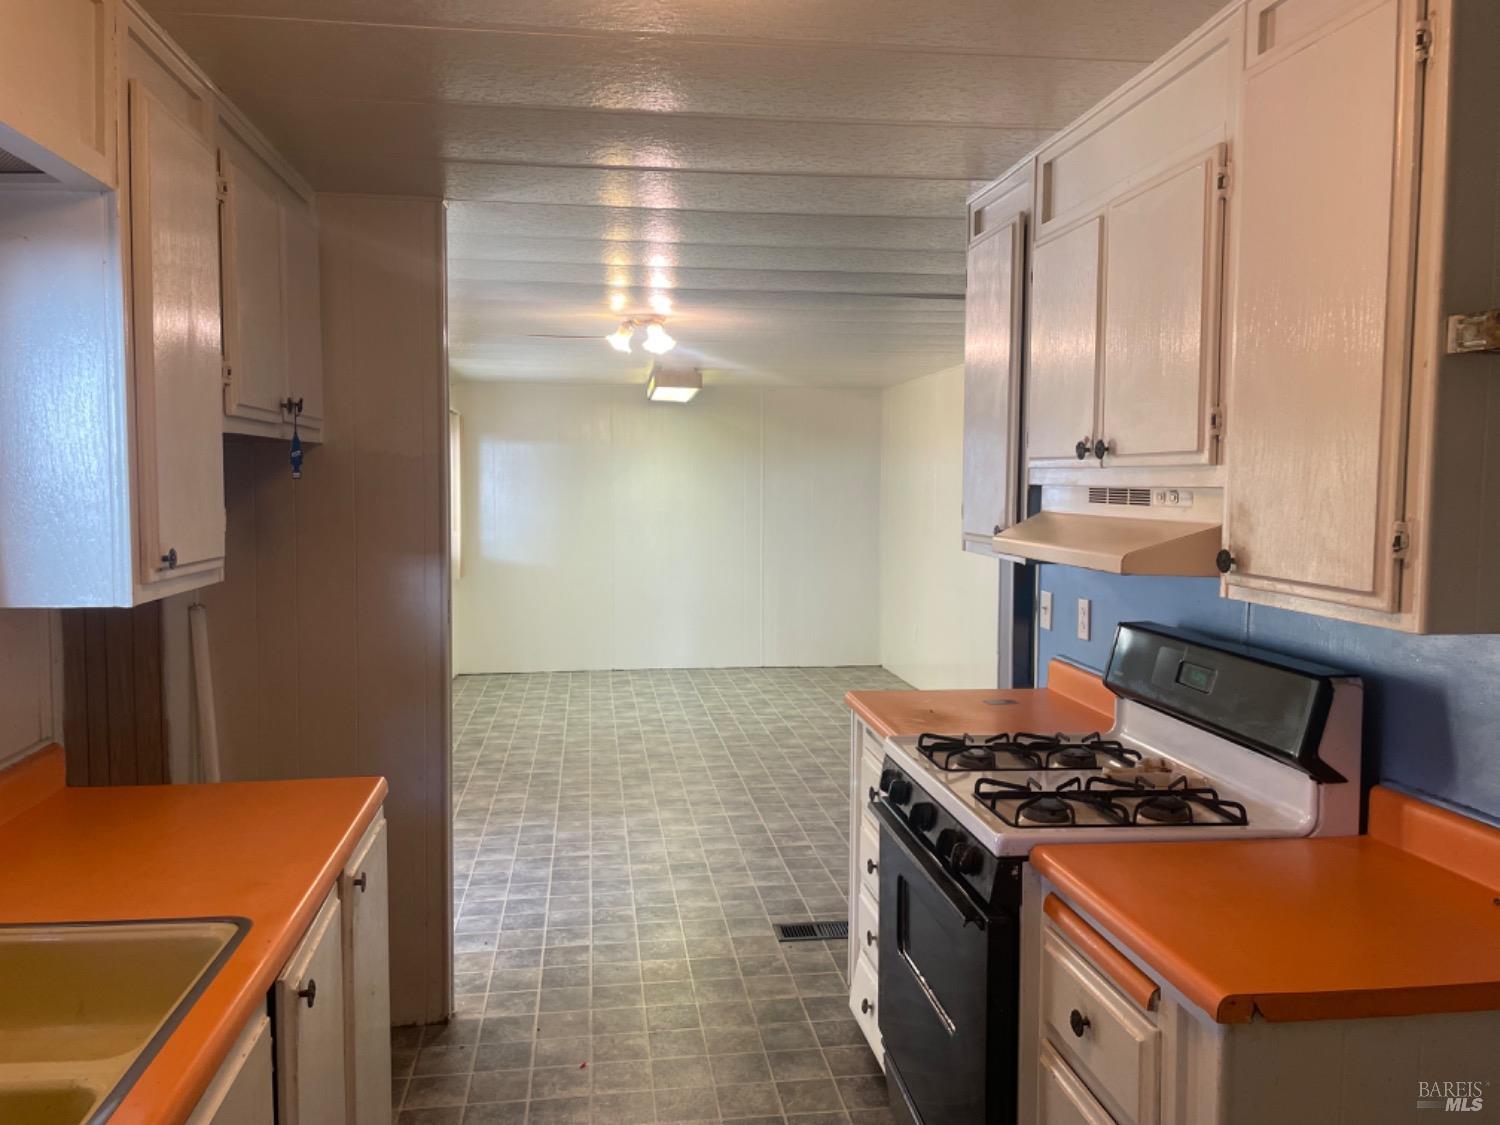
<box><xmin>0</xmin><ymin>747</ymin><xmax>387</xmax><ymax>1125</ymax></box>
<box><xmin>1033</xmin><ymin>787</ymin><xmax>1500</xmax><ymax>1024</ymax></box>
<box><xmin>845</xmin><ymin>659</ymin><xmax>1116</xmax><ymax>739</ymax></box>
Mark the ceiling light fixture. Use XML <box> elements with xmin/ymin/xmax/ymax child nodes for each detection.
<box><xmin>646</xmin><ymin>364</ymin><xmax>702</xmax><ymax>403</ymax></box>
<box><xmin>604</xmin><ymin>317</ymin><xmax>677</xmax><ymax>356</ymax></box>
<box><xmin>605</xmin><ymin>322</ymin><xmax>635</xmax><ymax>353</ymax></box>
<box><xmin>649</xmin><ymin>293</ymin><xmax>673</xmax><ymax>316</ymax></box>
<box><xmin>642</xmin><ymin>320</ymin><xmax>676</xmax><ymax>356</ymax></box>
<box><xmin>609</xmin><ymin>291</ymin><xmax>627</xmax><ymax>313</ymax></box>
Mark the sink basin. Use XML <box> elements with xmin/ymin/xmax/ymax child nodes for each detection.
<box><xmin>0</xmin><ymin>919</ymin><xmax>247</xmax><ymax>1123</ymax></box>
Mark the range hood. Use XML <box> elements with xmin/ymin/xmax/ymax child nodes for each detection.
<box><xmin>992</xmin><ymin>488</ymin><xmax>1222</xmax><ymax>577</ymax></box>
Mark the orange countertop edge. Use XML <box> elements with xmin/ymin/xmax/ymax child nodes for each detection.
<box><xmin>844</xmin><ymin>659</ymin><xmax>1116</xmax><ymax>739</ymax></box>
<box><xmin>0</xmin><ymin>745</ymin><xmax>388</xmax><ymax>1125</ymax></box>
<box><xmin>1033</xmin><ymin>785</ymin><xmax>1500</xmax><ymax>1025</ymax></box>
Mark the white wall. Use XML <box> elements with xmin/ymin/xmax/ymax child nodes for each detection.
<box><xmin>879</xmin><ymin>364</ymin><xmax>1000</xmax><ymax>688</ymax></box>
<box><xmin>452</xmin><ymin>381</ymin><xmax>881</xmax><ymax>673</ymax></box>
<box><xmin>0</xmin><ymin>610</ymin><xmax>60</xmax><ymax>768</ymax></box>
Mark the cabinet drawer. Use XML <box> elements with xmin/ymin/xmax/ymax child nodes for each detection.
<box><xmin>1039</xmin><ymin>1041</ymin><xmax>1117</xmax><ymax>1125</ymax></box>
<box><xmin>851</xmin><ymin>954</ymin><xmax>880</xmax><ymax>1052</ymax></box>
<box><xmin>1041</xmin><ymin>928</ymin><xmax>1159</xmax><ymax>1124</ymax></box>
<box><xmin>859</xmin><ymin>750</ymin><xmax>884</xmax><ymax>804</ymax></box>
<box><xmin>856</xmin><ymin>885</ymin><xmax>879</xmax><ymax>969</ymax></box>
<box><xmin>860</xmin><ymin>725</ymin><xmax>884</xmax><ymax>762</ymax></box>
<box><xmin>858</xmin><ymin>818</ymin><xmax>881</xmax><ymax>900</ymax></box>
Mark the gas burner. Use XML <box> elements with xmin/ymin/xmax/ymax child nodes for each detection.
<box><xmin>1020</xmin><ymin>796</ymin><xmax>1074</xmax><ymax>825</ymax></box>
<box><xmin>1052</xmin><ymin>747</ymin><xmax>1101</xmax><ymax>770</ymax></box>
<box><xmin>1136</xmin><ymin>793</ymin><xmax>1193</xmax><ymax>824</ymax></box>
<box><xmin>952</xmin><ymin>746</ymin><xmax>997</xmax><ymax>770</ymax></box>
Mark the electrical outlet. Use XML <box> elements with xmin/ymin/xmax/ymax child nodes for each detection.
<box><xmin>1076</xmin><ymin>597</ymin><xmax>1091</xmax><ymax>642</ymax></box>
<box><xmin>1039</xmin><ymin>590</ymin><xmax>1053</xmax><ymax>631</ymax></box>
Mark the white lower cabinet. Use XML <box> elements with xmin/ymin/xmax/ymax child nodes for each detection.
<box><xmin>275</xmin><ymin>888</ymin><xmax>349</xmax><ymax>1125</ymax></box>
<box><xmin>341</xmin><ymin>816</ymin><xmax>393</xmax><ymax>1125</ymax></box>
<box><xmin>187</xmin><ymin>1006</ymin><xmax>274</xmax><ymax>1125</ymax></box>
<box><xmin>846</xmin><ymin>716</ymin><xmax>884</xmax><ymax>1064</ymax></box>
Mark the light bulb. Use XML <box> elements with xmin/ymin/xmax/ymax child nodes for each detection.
<box><xmin>649</xmin><ymin>292</ymin><xmax>673</xmax><ymax>316</ymax></box>
<box><xmin>642</xmin><ymin>321</ymin><xmax>676</xmax><ymax>355</ymax></box>
<box><xmin>605</xmin><ymin>322</ymin><xmax>634</xmax><ymax>353</ymax></box>
<box><xmin>608</xmin><ymin>292</ymin><xmax>627</xmax><ymax>313</ymax></box>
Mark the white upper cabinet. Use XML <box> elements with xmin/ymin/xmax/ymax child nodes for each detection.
<box><xmin>1220</xmin><ymin>0</ymin><xmax>1421</xmax><ymax>615</ymax></box>
<box><xmin>1027</xmin><ymin>218</ymin><xmax>1102</xmax><ymax>466</ymax></box>
<box><xmin>0</xmin><ymin>0</ymin><xmax>117</xmax><ymax>188</ymax></box>
<box><xmin>962</xmin><ymin>169</ymin><xmax>1030</xmax><ymax>551</ymax></box>
<box><xmin>219</xmin><ymin>111</ymin><xmax>324</xmax><ymax>442</ymax></box>
<box><xmin>1099</xmin><ymin>148</ymin><xmax>1224</xmax><ymax>466</ymax></box>
<box><xmin>129</xmin><ymin>79</ymin><xmax>227</xmax><ymax>585</ymax></box>
<box><xmin>1024</xmin><ymin>11</ymin><xmax>1240</xmax><ymax>476</ymax></box>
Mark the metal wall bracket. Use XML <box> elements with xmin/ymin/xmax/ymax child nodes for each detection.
<box><xmin>1446</xmin><ymin>309</ymin><xmax>1500</xmax><ymax>355</ymax></box>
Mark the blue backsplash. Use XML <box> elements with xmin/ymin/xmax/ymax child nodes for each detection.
<box><xmin>1033</xmin><ymin>565</ymin><xmax>1500</xmax><ymax>826</ymax></box>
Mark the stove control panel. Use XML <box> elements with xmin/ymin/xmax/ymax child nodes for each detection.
<box><xmin>876</xmin><ymin>758</ymin><xmax>1010</xmax><ymax>905</ymax></box>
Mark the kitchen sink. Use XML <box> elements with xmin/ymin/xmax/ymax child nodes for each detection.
<box><xmin>0</xmin><ymin>919</ymin><xmax>248</xmax><ymax>1123</ymax></box>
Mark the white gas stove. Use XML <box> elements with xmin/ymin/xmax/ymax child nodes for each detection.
<box><xmin>877</xmin><ymin>622</ymin><xmax>1363</xmax><ymax>859</ymax></box>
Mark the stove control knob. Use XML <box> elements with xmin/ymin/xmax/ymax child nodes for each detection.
<box><xmin>935</xmin><ymin>828</ymin><xmax>961</xmax><ymax>861</ymax></box>
<box><xmin>950</xmin><ymin>843</ymin><xmax>984</xmax><ymax>876</ymax></box>
<box><xmin>909</xmin><ymin>802</ymin><xmax>938</xmax><ymax>832</ymax></box>
<box><xmin>883</xmin><ymin>773</ymin><xmax>913</xmax><ymax>806</ymax></box>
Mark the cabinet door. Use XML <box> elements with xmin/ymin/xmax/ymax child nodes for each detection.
<box><xmin>128</xmin><ymin>81</ymin><xmax>226</xmax><ymax>584</ymax></box>
<box><xmin>275</xmin><ymin>890</ymin><xmax>348</xmax><ymax>1125</ymax></box>
<box><xmin>220</xmin><ymin>139</ymin><xmax>289</xmax><ymax>429</ymax></box>
<box><xmin>341</xmin><ymin>817</ymin><xmax>392</xmax><ymax>1125</ymax></box>
<box><xmin>282</xmin><ymin>197</ymin><xmax>325</xmax><ymax>436</ymax></box>
<box><xmin>962</xmin><ymin>213</ymin><xmax>1027</xmax><ymax>542</ymax></box>
<box><xmin>1100</xmin><ymin>150</ymin><xmax>1223</xmax><ymax>465</ymax></box>
<box><xmin>186</xmin><ymin>1009</ymin><xmax>274</xmax><ymax>1125</ymax></box>
<box><xmin>1027</xmin><ymin>218</ymin><xmax>1101</xmax><ymax>465</ymax></box>
<box><xmin>1222</xmin><ymin>0</ymin><xmax>1420</xmax><ymax>611</ymax></box>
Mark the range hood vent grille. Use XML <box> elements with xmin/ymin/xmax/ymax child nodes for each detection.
<box><xmin>0</xmin><ymin>146</ymin><xmax>44</xmax><ymax>176</ymax></box>
<box><xmin>1088</xmin><ymin>487</ymin><xmax>1152</xmax><ymax>507</ymax></box>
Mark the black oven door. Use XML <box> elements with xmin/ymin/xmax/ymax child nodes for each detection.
<box><xmin>873</xmin><ymin>797</ymin><xmax>1016</xmax><ymax>1125</ymax></box>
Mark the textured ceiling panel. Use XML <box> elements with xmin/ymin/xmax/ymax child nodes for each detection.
<box><xmin>142</xmin><ymin>0</ymin><xmax>1229</xmax><ymax>385</ymax></box>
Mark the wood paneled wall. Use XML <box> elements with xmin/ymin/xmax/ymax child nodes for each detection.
<box><xmin>193</xmin><ymin>195</ymin><xmax>452</xmax><ymax>1025</ymax></box>
<box><xmin>61</xmin><ymin>603</ymin><xmax>167</xmax><ymax>786</ymax></box>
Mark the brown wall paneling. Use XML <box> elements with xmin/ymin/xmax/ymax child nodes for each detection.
<box><xmin>61</xmin><ymin>601</ymin><xmax>166</xmax><ymax>786</ymax></box>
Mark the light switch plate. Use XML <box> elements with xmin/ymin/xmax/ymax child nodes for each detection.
<box><xmin>1039</xmin><ymin>590</ymin><xmax>1053</xmax><ymax>631</ymax></box>
<box><xmin>1076</xmin><ymin>597</ymin><xmax>1091</xmax><ymax>642</ymax></box>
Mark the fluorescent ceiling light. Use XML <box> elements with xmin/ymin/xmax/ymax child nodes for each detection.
<box><xmin>605</xmin><ymin>322</ymin><xmax>634</xmax><ymax>353</ymax></box>
<box><xmin>647</xmin><ymin>365</ymin><xmax>701</xmax><ymax>403</ymax></box>
<box><xmin>642</xmin><ymin>320</ymin><xmax>676</xmax><ymax>355</ymax></box>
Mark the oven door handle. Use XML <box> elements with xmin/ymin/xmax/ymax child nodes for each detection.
<box><xmin>870</xmin><ymin>797</ymin><xmax>988</xmax><ymax>931</ymax></box>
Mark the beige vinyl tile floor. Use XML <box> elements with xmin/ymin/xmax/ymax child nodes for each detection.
<box><xmin>393</xmin><ymin>665</ymin><xmax>910</xmax><ymax>1125</ymax></box>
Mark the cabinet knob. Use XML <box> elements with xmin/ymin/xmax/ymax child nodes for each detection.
<box><xmin>1074</xmin><ymin>438</ymin><xmax>1090</xmax><ymax>461</ymax></box>
<box><xmin>1215</xmin><ymin>549</ymin><xmax>1236</xmax><ymax>575</ymax></box>
<box><xmin>993</xmin><ymin>524</ymin><xmax>1002</xmax><ymax>536</ymax></box>
<box><xmin>353</xmin><ymin>872</ymin><xmax>368</xmax><ymax>892</ymax></box>
<box><xmin>160</xmin><ymin>548</ymin><xmax>178</xmax><ymax>569</ymax></box>
<box><xmin>865</xmin><ymin>930</ymin><xmax>877</xmax><ymax>946</ymax></box>
<box><xmin>866</xmin><ymin>859</ymin><xmax>877</xmax><ymax>875</ymax></box>
<box><xmin>1069</xmin><ymin>1008</ymin><xmax>1090</xmax><ymax>1038</ymax></box>
<box><xmin>861</xmin><ymin>998</ymin><xmax>873</xmax><ymax>1015</ymax></box>
<box><xmin>1093</xmin><ymin>438</ymin><xmax>1108</xmax><ymax>462</ymax></box>
<box><xmin>297</xmin><ymin>979</ymin><xmax>317</xmax><ymax>1009</ymax></box>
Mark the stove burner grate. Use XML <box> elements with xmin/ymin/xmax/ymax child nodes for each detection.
<box><xmin>972</xmin><ymin>773</ymin><xmax>1249</xmax><ymax>829</ymax></box>
<box><xmin>916</xmin><ymin>730</ymin><xmax>1141</xmax><ymax>772</ymax></box>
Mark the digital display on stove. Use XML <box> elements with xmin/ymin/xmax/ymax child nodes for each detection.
<box><xmin>1176</xmin><ymin>661</ymin><xmax>1217</xmax><ymax>693</ymax></box>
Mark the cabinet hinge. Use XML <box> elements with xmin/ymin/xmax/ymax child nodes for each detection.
<box><xmin>1209</xmin><ymin>407</ymin><xmax>1223</xmax><ymax>438</ymax></box>
<box><xmin>1391</xmin><ymin>521</ymin><xmax>1411</xmax><ymax>560</ymax></box>
<box><xmin>217</xmin><ymin>176</ymin><xmax>230</xmax><ymax>201</ymax></box>
<box><xmin>1415</xmin><ymin>19</ymin><xmax>1432</xmax><ymax>62</ymax></box>
<box><xmin>1446</xmin><ymin>308</ymin><xmax>1500</xmax><ymax>354</ymax></box>
<box><xmin>1215</xmin><ymin>169</ymin><xmax>1231</xmax><ymax>197</ymax></box>
<box><xmin>221</xmin><ymin>362</ymin><xmax>233</xmax><ymax>385</ymax></box>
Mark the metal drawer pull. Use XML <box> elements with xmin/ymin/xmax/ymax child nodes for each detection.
<box><xmin>861</xmin><ymin>998</ymin><xmax>873</xmax><ymax>1015</ymax></box>
<box><xmin>297</xmin><ymin>979</ymin><xmax>317</xmax><ymax>1009</ymax></box>
<box><xmin>1069</xmin><ymin>1008</ymin><xmax>1090</xmax><ymax>1038</ymax></box>
<box><xmin>865</xmin><ymin>930</ymin><xmax>876</xmax><ymax>946</ymax></box>
<box><xmin>866</xmin><ymin>859</ymin><xmax>877</xmax><ymax>875</ymax></box>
